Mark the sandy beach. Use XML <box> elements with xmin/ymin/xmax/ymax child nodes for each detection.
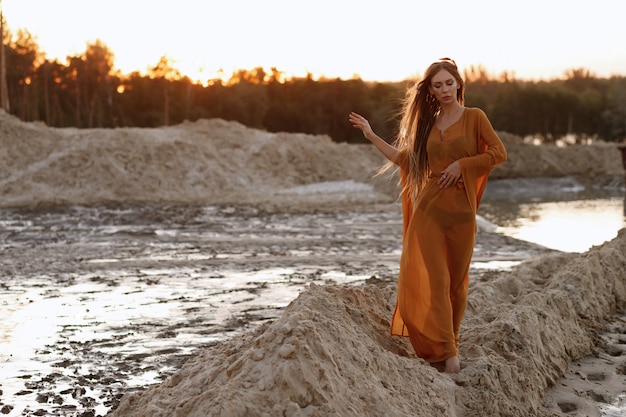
<box><xmin>0</xmin><ymin>110</ymin><xmax>625</xmax><ymax>416</ymax></box>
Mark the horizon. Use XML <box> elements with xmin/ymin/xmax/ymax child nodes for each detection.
<box><xmin>3</xmin><ymin>0</ymin><xmax>626</xmax><ymax>84</ymax></box>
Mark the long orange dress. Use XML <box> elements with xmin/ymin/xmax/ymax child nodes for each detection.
<box><xmin>390</xmin><ymin>107</ymin><xmax>507</xmax><ymax>363</ymax></box>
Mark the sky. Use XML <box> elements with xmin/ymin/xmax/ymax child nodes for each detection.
<box><xmin>3</xmin><ymin>0</ymin><xmax>626</xmax><ymax>84</ymax></box>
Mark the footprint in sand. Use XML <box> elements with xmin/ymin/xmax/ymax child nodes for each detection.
<box><xmin>545</xmin><ymin>314</ymin><xmax>626</xmax><ymax>416</ymax></box>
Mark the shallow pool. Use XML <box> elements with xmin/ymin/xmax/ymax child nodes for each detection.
<box><xmin>481</xmin><ymin>177</ymin><xmax>625</xmax><ymax>252</ymax></box>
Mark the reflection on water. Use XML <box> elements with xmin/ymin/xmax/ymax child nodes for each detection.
<box><xmin>481</xmin><ymin>177</ymin><xmax>626</xmax><ymax>252</ymax></box>
<box><xmin>488</xmin><ymin>197</ymin><xmax>624</xmax><ymax>252</ymax></box>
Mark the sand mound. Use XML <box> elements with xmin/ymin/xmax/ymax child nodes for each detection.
<box><xmin>493</xmin><ymin>132</ymin><xmax>624</xmax><ymax>183</ymax></box>
<box><xmin>1</xmin><ymin>110</ymin><xmax>623</xmax><ymax>209</ymax></box>
<box><xmin>110</xmin><ymin>230</ymin><xmax>626</xmax><ymax>417</ymax></box>
<box><xmin>0</xmin><ymin>110</ymin><xmax>387</xmax><ymax>208</ymax></box>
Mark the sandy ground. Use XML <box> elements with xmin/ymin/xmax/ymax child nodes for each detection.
<box><xmin>107</xmin><ymin>233</ymin><xmax>626</xmax><ymax>417</ymax></box>
<box><xmin>0</xmin><ymin>110</ymin><xmax>625</xmax><ymax>416</ymax></box>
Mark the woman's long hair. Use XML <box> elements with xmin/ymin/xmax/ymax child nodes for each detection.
<box><xmin>382</xmin><ymin>58</ymin><xmax>465</xmax><ymax>201</ymax></box>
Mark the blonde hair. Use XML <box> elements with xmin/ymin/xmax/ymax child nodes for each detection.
<box><xmin>382</xmin><ymin>58</ymin><xmax>465</xmax><ymax>201</ymax></box>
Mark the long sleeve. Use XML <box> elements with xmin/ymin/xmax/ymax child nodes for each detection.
<box><xmin>458</xmin><ymin>108</ymin><xmax>507</xmax><ymax>175</ymax></box>
<box><xmin>458</xmin><ymin>108</ymin><xmax>507</xmax><ymax>213</ymax></box>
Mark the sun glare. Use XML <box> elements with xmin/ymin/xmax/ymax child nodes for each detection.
<box><xmin>3</xmin><ymin>0</ymin><xmax>626</xmax><ymax>83</ymax></box>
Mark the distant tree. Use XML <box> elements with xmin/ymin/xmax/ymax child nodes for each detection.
<box><xmin>4</xmin><ymin>28</ymin><xmax>40</xmax><ymax>120</ymax></box>
<box><xmin>116</xmin><ymin>72</ymin><xmax>163</xmax><ymax>126</ymax></box>
<box><xmin>563</xmin><ymin>67</ymin><xmax>596</xmax><ymax>90</ymax></box>
<box><xmin>67</xmin><ymin>40</ymin><xmax>116</xmax><ymax>127</ymax></box>
<box><xmin>602</xmin><ymin>77</ymin><xmax>626</xmax><ymax>141</ymax></box>
<box><xmin>463</xmin><ymin>64</ymin><xmax>492</xmax><ymax>85</ymax></box>
<box><xmin>37</xmin><ymin>59</ymin><xmax>74</xmax><ymax>125</ymax></box>
<box><xmin>148</xmin><ymin>55</ymin><xmax>182</xmax><ymax>126</ymax></box>
<box><xmin>0</xmin><ymin>6</ymin><xmax>9</xmax><ymax>111</ymax></box>
<box><xmin>0</xmin><ymin>24</ymin><xmax>623</xmax><ymax>143</ymax></box>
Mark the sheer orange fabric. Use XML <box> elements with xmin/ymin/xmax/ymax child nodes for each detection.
<box><xmin>390</xmin><ymin>108</ymin><xmax>507</xmax><ymax>363</ymax></box>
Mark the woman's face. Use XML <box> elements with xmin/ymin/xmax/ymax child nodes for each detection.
<box><xmin>429</xmin><ymin>69</ymin><xmax>459</xmax><ymax>104</ymax></box>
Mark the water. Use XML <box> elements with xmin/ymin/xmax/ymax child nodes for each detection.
<box><xmin>0</xmin><ymin>178</ymin><xmax>624</xmax><ymax>416</ymax></box>
<box><xmin>480</xmin><ymin>177</ymin><xmax>626</xmax><ymax>252</ymax></box>
<box><xmin>492</xmin><ymin>197</ymin><xmax>624</xmax><ymax>252</ymax></box>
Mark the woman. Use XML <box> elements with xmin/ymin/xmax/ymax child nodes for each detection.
<box><xmin>349</xmin><ymin>58</ymin><xmax>506</xmax><ymax>373</ymax></box>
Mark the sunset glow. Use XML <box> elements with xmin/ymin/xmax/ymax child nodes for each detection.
<box><xmin>3</xmin><ymin>0</ymin><xmax>626</xmax><ymax>83</ymax></box>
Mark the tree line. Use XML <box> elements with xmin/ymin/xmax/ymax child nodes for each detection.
<box><xmin>2</xmin><ymin>26</ymin><xmax>625</xmax><ymax>144</ymax></box>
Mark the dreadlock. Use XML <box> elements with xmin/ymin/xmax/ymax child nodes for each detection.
<box><xmin>378</xmin><ymin>58</ymin><xmax>465</xmax><ymax>202</ymax></box>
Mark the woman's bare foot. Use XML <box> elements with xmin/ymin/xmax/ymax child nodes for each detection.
<box><xmin>444</xmin><ymin>356</ymin><xmax>461</xmax><ymax>373</ymax></box>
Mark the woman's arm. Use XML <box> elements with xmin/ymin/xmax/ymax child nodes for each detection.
<box><xmin>349</xmin><ymin>112</ymin><xmax>399</xmax><ymax>164</ymax></box>
<box><xmin>458</xmin><ymin>109</ymin><xmax>507</xmax><ymax>174</ymax></box>
<box><xmin>441</xmin><ymin>109</ymin><xmax>506</xmax><ymax>189</ymax></box>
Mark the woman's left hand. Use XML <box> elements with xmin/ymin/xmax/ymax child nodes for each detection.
<box><xmin>438</xmin><ymin>161</ymin><xmax>461</xmax><ymax>188</ymax></box>
<box><xmin>348</xmin><ymin>112</ymin><xmax>375</xmax><ymax>140</ymax></box>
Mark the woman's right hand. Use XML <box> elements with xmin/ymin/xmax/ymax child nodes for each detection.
<box><xmin>348</xmin><ymin>112</ymin><xmax>374</xmax><ymax>141</ymax></box>
<box><xmin>348</xmin><ymin>112</ymin><xmax>399</xmax><ymax>164</ymax></box>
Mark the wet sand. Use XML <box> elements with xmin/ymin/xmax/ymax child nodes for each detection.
<box><xmin>0</xmin><ymin>202</ymin><xmax>554</xmax><ymax>416</ymax></box>
<box><xmin>542</xmin><ymin>312</ymin><xmax>626</xmax><ymax>416</ymax></box>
